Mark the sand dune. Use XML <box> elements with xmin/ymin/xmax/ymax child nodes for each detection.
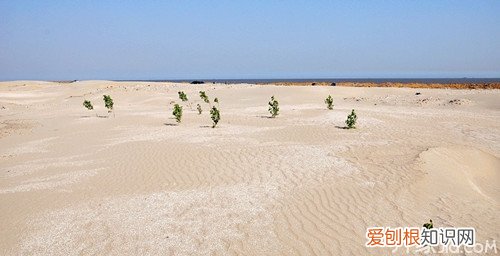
<box><xmin>0</xmin><ymin>81</ymin><xmax>499</xmax><ymax>255</ymax></box>
<box><xmin>417</xmin><ymin>146</ymin><xmax>499</xmax><ymax>203</ymax></box>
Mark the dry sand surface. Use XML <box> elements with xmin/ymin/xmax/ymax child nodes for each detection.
<box><xmin>0</xmin><ymin>81</ymin><xmax>499</xmax><ymax>255</ymax></box>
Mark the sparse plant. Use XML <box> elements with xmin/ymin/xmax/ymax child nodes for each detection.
<box><xmin>210</xmin><ymin>106</ymin><xmax>220</xmax><ymax>128</ymax></box>
<box><xmin>199</xmin><ymin>91</ymin><xmax>209</xmax><ymax>103</ymax></box>
<box><xmin>173</xmin><ymin>104</ymin><xmax>183</xmax><ymax>123</ymax></box>
<box><xmin>345</xmin><ymin>109</ymin><xmax>357</xmax><ymax>129</ymax></box>
<box><xmin>83</xmin><ymin>100</ymin><xmax>93</xmax><ymax>110</ymax></box>
<box><xmin>83</xmin><ymin>100</ymin><xmax>96</xmax><ymax>117</ymax></box>
<box><xmin>103</xmin><ymin>95</ymin><xmax>114</xmax><ymax>117</ymax></box>
<box><xmin>325</xmin><ymin>95</ymin><xmax>334</xmax><ymax>110</ymax></box>
<box><xmin>197</xmin><ymin>104</ymin><xmax>202</xmax><ymax>115</ymax></box>
<box><xmin>214</xmin><ymin>97</ymin><xmax>219</xmax><ymax>106</ymax></box>
<box><xmin>178</xmin><ymin>91</ymin><xmax>188</xmax><ymax>102</ymax></box>
<box><xmin>268</xmin><ymin>96</ymin><xmax>279</xmax><ymax>118</ymax></box>
<box><xmin>423</xmin><ymin>219</ymin><xmax>433</xmax><ymax>229</ymax></box>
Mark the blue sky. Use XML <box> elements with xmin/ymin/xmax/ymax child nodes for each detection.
<box><xmin>0</xmin><ymin>0</ymin><xmax>499</xmax><ymax>80</ymax></box>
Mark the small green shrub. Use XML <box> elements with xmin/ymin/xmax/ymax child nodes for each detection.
<box><xmin>103</xmin><ymin>95</ymin><xmax>114</xmax><ymax>117</ymax></box>
<box><xmin>210</xmin><ymin>106</ymin><xmax>220</xmax><ymax>128</ymax></box>
<box><xmin>345</xmin><ymin>109</ymin><xmax>357</xmax><ymax>129</ymax></box>
<box><xmin>214</xmin><ymin>97</ymin><xmax>219</xmax><ymax>105</ymax></box>
<box><xmin>199</xmin><ymin>91</ymin><xmax>209</xmax><ymax>103</ymax></box>
<box><xmin>197</xmin><ymin>104</ymin><xmax>202</xmax><ymax>114</ymax></box>
<box><xmin>83</xmin><ymin>100</ymin><xmax>93</xmax><ymax>110</ymax></box>
<box><xmin>103</xmin><ymin>95</ymin><xmax>114</xmax><ymax>111</ymax></box>
<box><xmin>325</xmin><ymin>95</ymin><xmax>334</xmax><ymax>110</ymax></box>
<box><xmin>178</xmin><ymin>91</ymin><xmax>188</xmax><ymax>102</ymax></box>
<box><xmin>268</xmin><ymin>96</ymin><xmax>279</xmax><ymax>118</ymax></box>
<box><xmin>173</xmin><ymin>104</ymin><xmax>183</xmax><ymax>123</ymax></box>
<box><xmin>423</xmin><ymin>219</ymin><xmax>433</xmax><ymax>229</ymax></box>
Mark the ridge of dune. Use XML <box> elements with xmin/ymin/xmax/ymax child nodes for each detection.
<box><xmin>416</xmin><ymin>146</ymin><xmax>500</xmax><ymax>203</ymax></box>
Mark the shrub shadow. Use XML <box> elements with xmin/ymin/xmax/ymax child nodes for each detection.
<box><xmin>80</xmin><ymin>114</ymin><xmax>109</xmax><ymax>118</ymax></box>
<box><xmin>257</xmin><ymin>115</ymin><xmax>275</xmax><ymax>119</ymax></box>
<box><xmin>335</xmin><ymin>126</ymin><xmax>349</xmax><ymax>129</ymax></box>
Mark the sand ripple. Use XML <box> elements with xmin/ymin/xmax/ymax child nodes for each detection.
<box><xmin>20</xmin><ymin>185</ymin><xmax>282</xmax><ymax>255</ymax></box>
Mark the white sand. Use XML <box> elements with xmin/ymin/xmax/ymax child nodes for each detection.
<box><xmin>0</xmin><ymin>81</ymin><xmax>499</xmax><ymax>255</ymax></box>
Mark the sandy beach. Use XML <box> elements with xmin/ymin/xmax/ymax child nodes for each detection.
<box><xmin>0</xmin><ymin>80</ymin><xmax>499</xmax><ymax>255</ymax></box>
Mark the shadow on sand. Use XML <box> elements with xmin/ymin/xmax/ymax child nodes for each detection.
<box><xmin>80</xmin><ymin>115</ymin><xmax>109</xmax><ymax>118</ymax></box>
<box><xmin>163</xmin><ymin>123</ymin><xmax>178</xmax><ymax>126</ymax></box>
<box><xmin>335</xmin><ymin>126</ymin><xmax>351</xmax><ymax>129</ymax></box>
<box><xmin>257</xmin><ymin>115</ymin><xmax>275</xmax><ymax>119</ymax></box>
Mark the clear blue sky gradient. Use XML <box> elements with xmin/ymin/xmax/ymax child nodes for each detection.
<box><xmin>1</xmin><ymin>0</ymin><xmax>499</xmax><ymax>80</ymax></box>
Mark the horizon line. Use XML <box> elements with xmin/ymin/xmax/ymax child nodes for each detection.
<box><xmin>3</xmin><ymin>77</ymin><xmax>500</xmax><ymax>82</ymax></box>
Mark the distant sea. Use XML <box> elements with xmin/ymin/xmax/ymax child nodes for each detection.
<box><xmin>116</xmin><ymin>78</ymin><xmax>500</xmax><ymax>84</ymax></box>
